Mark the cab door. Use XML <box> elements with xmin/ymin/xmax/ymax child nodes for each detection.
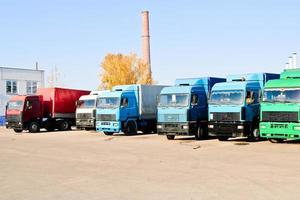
<box><xmin>190</xmin><ymin>92</ymin><xmax>207</xmax><ymax>122</ymax></box>
<box><xmin>120</xmin><ymin>94</ymin><xmax>138</xmax><ymax>121</ymax></box>
<box><xmin>23</xmin><ymin>96</ymin><xmax>41</xmax><ymax>123</ymax></box>
<box><xmin>245</xmin><ymin>89</ymin><xmax>260</xmax><ymax>121</ymax></box>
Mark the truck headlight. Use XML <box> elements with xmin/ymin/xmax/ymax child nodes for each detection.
<box><xmin>260</xmin><ymin>125</ymin><xmax>266</xmax><ymax>129</ymax></box>
<box><xmin>293</xmin><ymin>126</ymin><xmax>300</xmax><ymax>131</ymax></box>
<box><xmin>157</xmin><ymin>125</ymin><xmax>162</xmax><ymax>129</ymax></box>
<box><xmin>113</xmin><ymin>123</ymin><xmax>118</xmax><ymax>127</ymax></box>
<box><xmin>237</xmin><ymin>125</ymin><xmax>244</xmax><ymax>130</ymax></box>
<box><xmin>182</xmin><ymin>125</ymin><xmax>188</xmax><ymax>129</ymax></box>
<box><xmin>208</xmin><ymin>125</ymin><xmax>214</xmax><ymax>129</ymax></box>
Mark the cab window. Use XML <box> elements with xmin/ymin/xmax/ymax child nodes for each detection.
<box><xmin>121</xmin><ymin>97</ymin><xmax>128</xmax><ymax>107</ymax></box>
<box><xmin>191</xmin><ymin>94</ymin><xmax>198</xmax><ymax>105</ymax></box>
<box><xmin>25</xmin><ymin>100</ymin><xmax>33</xmax><ymax>110</ymax></box>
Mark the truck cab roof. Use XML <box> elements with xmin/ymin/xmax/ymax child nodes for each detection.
<box><xmin>212</xmin><ymin>73</ymin><xmax>280</xmax><ymax>91</ymax></box>
<box><xmin>160</xmin><ymin>85</ymin><xmax>203</xmax><ymax>94</ymax></box>
<box><xmin>161</xmin><ymin>77</ymin><xmax>225</xmax><ymax>95</ymax></box>
<box><xmin>97</xmin><ymin>90</ymin><xmax>122</xmax><ymax>98</ymax></box>
<box><xmin>265</xmin><ymin>78</ymin><xmax>300</xmax><ymax>89</ymax></box>
<box><xmin>212</xmin><ymin>81</ymin><xmax>261</xmax><ymax>91</ymax></box>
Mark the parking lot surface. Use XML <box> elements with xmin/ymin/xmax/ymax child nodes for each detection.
<box><xmin>1</xmin><ymin>127</ymin><xmax>300</xmax><ymax>200</ymax></box>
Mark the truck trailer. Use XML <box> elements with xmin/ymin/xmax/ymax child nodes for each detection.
<box><xmin>6</xmin><ymin>88</ymin><xmax>90</xmax><ymax>133</ymax></box>
<box><xmin>157</xmin><ymin>77</ymin><xmax>225</xmax><ymax>140</ymax></box>
<box><xmin>75</xmin><ymin>90</ymin><xmax>108</xmax><ymax>130</ymax></box>
<box><xmin>96</xmin><ymin>84</ymin><xmax>166</xmax><ymax>135</ymax></box>
<box><xmin>208</xmin><ymin>73</ymin><xmax>279</xmax><ymax>141</ymax></box>
<box><xmin>260</xmin><ymin>69</ymin><xmax>300</xmax><ymax>143</ymax></box>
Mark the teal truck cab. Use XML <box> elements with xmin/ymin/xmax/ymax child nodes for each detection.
<box><xmin>157</xmin><ymin>77</ymin><xmax>225</xmax><ymax>140</ymax></box>
<box><xmin>208</xmin><ymin>73</ymin><xmax>279</xmax><ymax>141</ymax></box>
<box><xmin>96</xmin><ymin>84</ymin><xmax>166</xmax><ymax>135</ymax></box>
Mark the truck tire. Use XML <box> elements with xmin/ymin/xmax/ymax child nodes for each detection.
<box><xmin>195</xmin><ymin>126</ymin><xmax>205</xmax><ymax>140</ymax></box>
<box><xmin>45</xmin><ymin>122</ymin><xmax>55</xmax><ymax>132</ymax></box>
<box><xmin>124</xmin><ymin>121</ymin><xmax>137</xmax><ymax>135</ymax></box>
<box><xmin>13</xmin><ymin>129</ymin><xmax>22</xmax><ymax>133</ymax></box>
<box><xmin>166</xmin><ymin>135</ymin><xmax>175</xmax><ymax>140</ymax></box>
<box><xmin>103</xmin><ymin>132</ymin><xmax>114</xmax><ymax>136</ymax></box>
<box><xmin>268</xmin><ymin>138</ymin><xmax>284</xmax><ymax>143</ymax></box>
<box><xmin>28</xmin><ymin>122</ymin><xmax>40</xmax><ymax>133</ymax></box>
<box><xmin>217</xmin><ymin>136</ymin><xmax>229</xmax><ymax>141</ymax></box>
<box><xmin>249</xmin><ymin>128</ymin><xmax>260</xmax><ymax>141</ymax></box>
<box><xmin>58</xmin><ymin>121</ymin><xmax>70</xmax><ymax>131</ymax></box>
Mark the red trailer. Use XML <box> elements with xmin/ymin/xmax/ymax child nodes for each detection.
<box><xmin>6</xmin><ymin>88</ymin><xmax>90</xmax><ymax>133</ymax></box>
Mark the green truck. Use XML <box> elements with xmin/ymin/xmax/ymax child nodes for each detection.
<box><xmin>260</xmin><ymin>68</ymin><xmax>300</xmax><ymax>143</ymax></box>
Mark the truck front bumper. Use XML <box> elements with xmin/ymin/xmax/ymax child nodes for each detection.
<box><xmin>260</xmin><ymin>122</ymin><xmax>300</xmax><ymax>140</ymax></box>
<box><xmin>96</xmin><ymin>121</ymin><xmax>121</xmax><ymax>133</ymax></box>
<box><xmin>76</xmin><ymin>118</ymin><xmax>95</xmax><ymax>129</ymax></box>
<box><xmin>157</xmin><ymin>122</ymin><xmax>197</xmax><ymax>136</ymax></box>
<box><xmin>6</xmin><ymin>121</ymin><xmax>23</xmax><ymax>130</ymax></box>
<box><xmin>208</xmin><ymin>121</ymin><xmax>251</xmax><ymax>138</ymax></box>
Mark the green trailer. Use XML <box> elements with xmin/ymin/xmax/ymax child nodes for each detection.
<box><xmin>260</xmin><ymin>68</ymin><xmax>300</xmax><ymax>143</ymax></box>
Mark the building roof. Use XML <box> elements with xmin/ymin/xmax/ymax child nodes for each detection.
<box><xmin>0</xmin><ymin>66</ymin><xmax>44</xmax><ymax>72</ymax></box>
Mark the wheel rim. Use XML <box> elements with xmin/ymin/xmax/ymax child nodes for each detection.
<box><xmin>32</xmin><ymin>124</ymin><xmax>37</xmax><ymax>131</ymax></box>
<box><xmin>253</xmin><ymin>129</ymin><xmax>259</xmax><ymax>138</ymax></box>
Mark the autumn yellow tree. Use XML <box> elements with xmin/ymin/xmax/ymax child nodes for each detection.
<box><xmin>99</xmin><ymin>53</ymin><xmax>153</xmax><ymax>89</ymax></box>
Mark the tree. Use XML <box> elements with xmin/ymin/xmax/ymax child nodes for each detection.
<box><xmin>99</xmin><ymin>53</ymin><xmax>153</xmax><ymax>89</ymax></box>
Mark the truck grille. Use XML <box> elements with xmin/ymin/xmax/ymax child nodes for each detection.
<box><xmin>164</xmin><ymin>114</ymin><xmax>179</xmax><ymax>122</ymax></box>
<box><xmin>210</xmin><ymin>112</ymin><xmax>240</xmax><ymax>121</ymax></box>
<box><xmin>77</xmin><ymin>113</ymin><xmax>92</xmax><ymax>119</ymax></box>
<box><xmin>262</xmin><ymin>111</ymin><xmax>298</xmax><ymax>123</ymax></box>
<box><xmin>6</xmin><ymin>115</ymin><xmax>21</xmax><ymax>122</ymax></box>
<box><xmin>97</xmin><ymin>114</ymin><xmax>116</xmax><ymax>121</ymax></box>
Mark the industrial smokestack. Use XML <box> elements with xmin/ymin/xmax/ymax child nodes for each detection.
<box><xmin>141</xmin><ymin>11</ymin><xmax>151</xmax><ymax>76</ymax></box>
<box><xmin>292</xmin><ymin>53</ymin><xmax>297</xmax><ymax>68</ymax></box>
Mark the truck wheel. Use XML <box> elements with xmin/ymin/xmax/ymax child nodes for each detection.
<box><xmin>103</xmin><ymin>132</ymin><xmax>114</xmax><ymax>136</ymax></box>
<box><xmin>195</xmin><ymin>127</ymin><xmax>205</xmax><ymax>140</ymax></box>
<box><xmin>45</xmin><ymin>122</ymin><xmax>54</xmax><ymax>132</ymax></box>
<box><xmin>249</xmin><ymin>128</ymin><xmax>260</xmax><ymax>141</ymax></box>
<box><xmin>13</xmin><ymin>129</ymin><xmax>22</xmax><ymax>133</ymax></box>
<box><xmin>58</xmin><ymin>121</ymin><xmax>70</xmax><ymax>131</ymax></box>
<box><xmin>268</xmin><ymin>138</ymin><xmax>284</xmax><ymax>143</ymax></box>
<box><xmin>166</xmin><ymin>135</ymin><xmax>175</xmax><ymax>140</ymax></box>
<box><xmin>124</xmin><ymin>121</ymin><xmax>137</xmax><ymax>135</ymax></box>
<box><xmin>28</xmin><ymin>122</ymin><xmax>40</xmax><ymax>133</ymax></box>
<box><xmin>217</xmin><ymin>136</ymin><xmax>229</xmax><ymax>141</ymax></box>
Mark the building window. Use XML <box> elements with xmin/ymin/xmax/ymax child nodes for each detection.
<box><xmin>26</xmin><ymin>81</ymin><xmax>37</xmax><ymax>94</ymax></box>
<box><xmin>6</xmin><ymin>80</ymin><xmax>17</xmax><ymax>95</ymax></box>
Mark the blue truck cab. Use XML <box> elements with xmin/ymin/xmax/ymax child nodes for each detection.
<box><xmin>208</xmin><ymin>73</ymin><xmax>279</xmax><ymax>141</ymax></box>
<box><xmin>157</xmin><ymin>77</ymin><xmax>225</xmax><ymax>140</ymax></box>
<box><xmin>96</xmin><ymin>84</ymin><xmax>166</xmax><ymax>136</ymax></box>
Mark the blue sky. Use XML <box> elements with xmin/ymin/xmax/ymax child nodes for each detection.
<box><xmin>0</xmin><ymin>0</ymin><xmax>299</xmax><ymax>90</ymax></box>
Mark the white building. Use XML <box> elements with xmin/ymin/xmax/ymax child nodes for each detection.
<box><xmin>0</xmin><ymin>67</ymin><xmax>45</xmax><ymax>125</ymax></box>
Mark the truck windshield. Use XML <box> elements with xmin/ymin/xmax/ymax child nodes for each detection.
<box><xmin>97</xmin><ymin>97</ymin><xmax>120</xmax><ymax>109</ymax></box>
<box><xmin>158</xmin><ymin>94</ymin><xmax>189</xmax><ymax>107</ymax></box>
<box><xmin>7</xmin><ymin>100</ymin><xmax>23</xmax><ymax>110</ymax></box>
<box><xmin>77</xmin><ymin>99</ymin><xmax>95</xmax><ymax>108</ymax></box>
<box><xmin>263</xmin><ymin>89</ymin><xmax>300</xmax><ymax>103</ymax></box>
<box><xmin>209</xmin><ymin>90</ymin><xmax>244</xmax><ymax>105</ymax></box>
